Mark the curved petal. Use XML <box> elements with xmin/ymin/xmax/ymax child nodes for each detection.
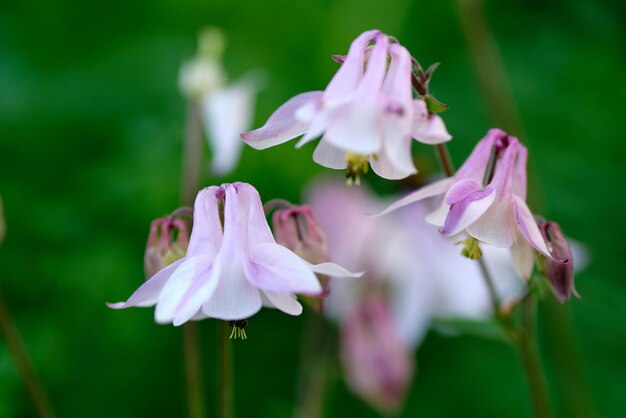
<box><xmin>424</xmin><ymin>201</ymin><xmax>449</xmax><ymax>227</ymax></box>
<box><xmin>234</xmin><ymin>182</ymin><xmax>275</xmax><ymax>247</ymax></box>
<box><xmin>441</xmin><ymin>186</ymin><xmax>496</xmax><ymax>236</ymax></box>
<box><xmin>369</xmin><ymin>143</ymin><xmax>416</xmax><ymax>180</ymax></box>
<box><xmin>154</xmin><ymin>256</ymin><xmax>214</xmax><ymax>324</ymax></box>
<box><xmin>261</xmin><ymin>291</ymin><xmax>303</xmax><ymax>316</ymax></box>
<box><xmin>412</xmin><ymin>115</ymin><xmax>452</xmax><ymax>144</ymax></box>
<box><xmin>512</xmin><ymin>196</ymin><xmax>560</xmax><ymax>260</ymax></box>
<box><xmin>187</xmin><ymin>186</ymin><xmax>222</xmax><ymax>257</ymax></box>
<box><xmin>466</xmin><ymin>197</ymin><xmax>516</xmax><ymax>247</ymax></box>
<box><xmin>376</xmin><ymin>178</ymin><xmax>453</xmax><ymax>216</ymax></box>
<box><xmin>455</xmin><ymin>129</ymin><xmax>501</xmax><ymax>180</ymax></box>
<box><xmin>241</xmin><ymin>91</ymin><xmax>321</xmax><ymax>149</ymax></box>
<box><xmin>511</xmin><ymin>234</ymin><xmax>535</xmax><ymax>280</ymax></box>
<box><xmin>245</xmin><ymin>242</ymin><xmax>322</xmax><ymax>294</ymax></box>
<box><xmin>444</xmin><ymin>179</ymin><xmax>483</xmax><ymax>205</ymax></box>
<box><xmin>513</xmin><ymin>143</ymin><xmax>528</xmax><ymax>200</ymax></box>
<box><xmin>107</xmin><ymin>258</ymin><xmax>186</xmax><ymax>309</ymax></box>
<box><xmin>306</xmin><ymin>261</ymin><xmax>364</xmax><ymax>278</ymax></box>
<box><xmin>313</xmin><ymin>138</ymin><xmax>348</xmax><ymax>169</ymax></box>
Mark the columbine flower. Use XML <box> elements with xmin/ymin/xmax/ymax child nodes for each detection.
<box><xmin>379</xmin><ymin>128</ymin><xmax>565</xmax><ymax>276</ymax></box>
<box><xmin>536</xmin><ymin>219</ymin><xmax>578</xmax><ymax>303</ymax></box>
<box><xmin>180</xmin><ymin>28</ymin><xmax>258</xmax><ymax>176</ymax></box>
<box><xmin>108</xmin><ymin>182</ymin><xmax>357</xmax><ymax>325</ymax></box>
<box><xmin>242</xmin><ymin>29</ymin><xmax>451</xmax><ymax>182</ymax></box>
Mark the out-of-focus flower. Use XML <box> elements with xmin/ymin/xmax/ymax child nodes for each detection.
<box><xmin>179</xmin><ymin>28</ymin><xmax>258</xmax><ymax>176</ymax></box>
<box><xmin>109</xmin><ymin>183</ymin><xmax>357</xmax><ymax>325</ymax></box>
<box><xmin>379</xmin><ymin>128</ymin><xmax>564</xmax><ymax>277</ymax></box>
<box><xmin>242</xmin><ymin>30</ymin><xmax>451</xmax><ymax>182</ymax></box>
<box><xmin>306</xmin><ymin>178</ymin><xmax>524</xmax><ymax>412</ymax></box>
<box><xmin>0</xmin><ymin>195</ymin><xmax>5</xmax><ymax>245</ymax></box>
<box><xmin>144</xmin><ymin>214</ymin><xmax>190</xmax><ymax>279</ymax></box>
<box><xmin>537</xmin><ymin>219</ymin><xmax>578</xmax><ymax>303</ymax></box>
<box><xmin>341</xmin><ymin>294</ymin><xmax>413</xmax><ymax>415</ymax></box>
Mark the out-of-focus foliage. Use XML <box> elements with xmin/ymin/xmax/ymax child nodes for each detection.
<box><xmin>0</xmin><ymin>0</ymin><xmax>624</xmax><ymax>417</ymax></box>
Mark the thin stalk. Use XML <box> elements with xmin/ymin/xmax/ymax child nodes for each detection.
<box><xmin>0</xmin><ymin>294</ymin><xmax>56</xmax><ymax>418</ymax></box>
<box><xmin>517</xmin><ymin>295</ymin><xmax>552</xmax><ymax>418</ymax></box>
<box><xmin>218</xmin><ymin>321</ymin><xmax>233</xmax><ymax>418</ymax></box>
<box><xmin>180</xmin><ymin>100</ymin><xmax>205</xmax><ymax>418</ymax></box>
<box><xmin>435</xmin><ymin>143</ymin><xmax>455</xmax><ymax>177</ymax></box>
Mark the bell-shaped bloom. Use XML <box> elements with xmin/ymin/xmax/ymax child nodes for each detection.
<box><xmin>537</xmin><ymin>220</ymin><xmax>578</xmax><ymax>303</ymax></box>
<box><xmin>108</xmin><ymin>182</ymin><xmax>358</xmax><ymax>325</ymax></box>
<box><xmin>341</xmin><ymin>294</ymin><xmax>413</xmax><ymax>415</ymax></box>
<box><xmin>379</xmin><ymin>128</ymin><xmax>565</xmax><ymax>277</ymax></box>
<box><xmin>242</xmin><ymin>30</ymin><xmax>451</xmax><ymax>181</ymax></box>
<box><xmin>179</xmin><ymin>28</ymin><xmax>259</xmax><ymax>176</ymax></box>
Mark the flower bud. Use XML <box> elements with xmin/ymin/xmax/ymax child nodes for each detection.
<box><xmin>340</xmin><ymin>294</ymin><xmax>413</xmax><ymax>414</ymax></box>
<box><xmin>537</xmin><ymin>220</ymin><xmax>577</xmax><ymax>304</ymax></box>
<box><xmin>272</xmin><ymin>205</ymin><xmax>331</xmax><ymax>311</ymax></box>
<box><xmin>144</xmin><ymin>215</ymin><xmax>190</xmax><ymax>279</ymax></box>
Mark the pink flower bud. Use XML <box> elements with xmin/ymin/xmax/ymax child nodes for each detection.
<box><xmin>144</xmin><ymin>215</ymin><xmax>190</xmax><ymax>279</ymax></box>
<box><xmin>341</xmin><ymin>294</ymin><xmax>413</xmax><ymax>414</ymax></box>
<box><xmin>537</xmin><ymin>220</ymin><xmax>577</xmax><ymax>304</ymax></box>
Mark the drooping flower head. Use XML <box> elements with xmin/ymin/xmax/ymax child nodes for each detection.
<box><xmin>242</xmin><ymin>30</ymin><xmax>451</xmax><ymax>182</ymax></box>
<box><xmin>109</xmin><ymin>182</ymin><xmax>357</xmax><ymax>326</ymax></box>
<box><xmin>379</xmin><ymin>128</ymin><xmax>566</xmax><ymax>277</ymax></box>
<box><xmin>536</xmin><ymin>219</ymin><xmax>578</xmax><ymax>303</ymax></box>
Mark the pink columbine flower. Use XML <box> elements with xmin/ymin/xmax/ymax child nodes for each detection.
<box><xmin>241</xmin><ymin>30</ymin><xmax>451</xmax><ymax>181</ymax></box>
<box><xmin>108</xmin><ymin>182</ymin><xmax>358</xmax><ymax>325</ymax></box>
<box><xmin>379</xmin><ymin>128</ymin><xmax>565</xmax><ymax>277</ymax></box>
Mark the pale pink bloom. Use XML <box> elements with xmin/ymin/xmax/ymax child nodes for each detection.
<box><xmin>379</xmin><ymin>128</ymin><xmax>564</xmax><ymax>277</ymax></box>
<box><xmin>242</xmin><ymin>30</ymin><xmax>451</xmax><ymax>180</ymax></box>
<box><xmin>108</xmin><ymin>182</ymin><xmax>357</xmax><ymax>325</ymax></box>
<box><xmin>341</xmin><ymin>294</ymin><xmax>413</xmax><ymax>415</ymax></box>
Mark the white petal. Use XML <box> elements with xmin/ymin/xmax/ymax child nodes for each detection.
<box><xmin>313</xmin><ymin>138</ymin><xmax>347</xmax><ymax>169</ymax></box>
<box><xmin>107</xmin><ymin>258</ymin><xmax>185</xmax><ymax>309</ymax></box>
<box><xmin>261</xmin><ymin>291</ymin><xmax>303</xmax><ymax>316</ymax></box>
<box><xmin>412</xmin><ymin>115</ymin><xmax>452</xmax><ymax>144</ymax></box>
<box><xmin>244</xmin><ymin>243</ymin><xmax>322</xmax><ymax>294</ymax></box>
<box><xmin>187</xmin><ymin>187</ymin><xmax>222</xmax><ymax>258</ymax></box>
<box><xmin>369</xmin><ymin>141</ymin><xmax>416</xmax><ymax>180</ymax></box>
<box><xmin>424</xmin><ymin>201</ymin><xmax>450</xmax><ymax>227</ymax></box>
<box><xmin>241</xmin><ymin>91</ymin><xmax>321</xmax><ymax>149</ymax></box>
<box><xmin>376</xmin><ymin>178</ymin><xmax>453</xmax><ymax>216</ymax></box>
<box><xmin>466</xmin><ymin>198</ymin><xmax>516</xmax><ymax>247</ymax></box>
<box><xmin>512</xmin><ymin>196</ymin><xmax>553</xmax><ymax>258</ymax></box>
<box><xmin>306</xmin><ymin>261</ymin><xmax>364</xmax><ymax>278</ymax></box>
<box><xmin>511</xmin><ymin>236</ymin><xmax>535</xmax><ymax>280</ymax></box>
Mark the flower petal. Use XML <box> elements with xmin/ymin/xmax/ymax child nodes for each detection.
<box><xmin>260</xmin><ymin>291</ymin><xmax>303</xmax><ymax>316</ymax></box>
<box><xmin>313</xmin><ymin>138</ymin><xmax>348</xmax><ymax>169</ymax></box>
<box><xmin>154</xmin><ymin>256</ymin><xmax>214</xmax><ymax>324</ymax></box>
<box><xmin>441</xmin><ymin>186</ymin><xmax>496</xmax><ymax>236</ymax></box>
<box><xmin>107</xmin><ymin>258</ymin><xmax>185</xmax><ymax>309</ymax></box>
<box><xmin>511</xmin><ymin>235</ymin><xmax>535</xmax><ymax>280</ymax></box>
<box><xmin>245</xmin><ymin>242</ymin><xmax>322</xmax><ymax>294</ymax></box>
<box><xmin>412</xmin><ymin>115</ymin><xmax>452</xmax><ymax>144</ymax></box>
<box><xmin>466</xmin><ymin>198</ymin><xmax>516</xmax><ymax>247</ymax></box>
<box><xmin>512</xmin><ymin>196</ymin><xmax>558</xmax><ymax>259</ymax></box>
<box><xmin>306</xmin><ymin>261</ymin><xmax>364</xmax><ymax>278</ymax></box>
<box><xmin>369</xmin><ymin>143</ymin><xmax>416</xmax><ymax>180</ymax></box>
<box><xmin>201</xmin><ymin>82</ymin><xmax>255</xmax><ymax>175</ymax></box>
<box><xmin>513</xmin><ymin>143</ymin><xmax>528</xmax><ymax>200</ymax></box>
<box><xmin>234</xmin><ymin>182</ymin><xmax>275</xmax><ymax>246</ymax></box>
<box><xmin>241</xmin><ymin>91</ymin><xmax>322</xmax><ymax>149</ymax></box>
<box><xmin>187</xmin><ymin>187</ymin><xmax>222</xmax><ymax>258</ymax></box>
<box><xmin>376</xmin><ymin>177</ymin><xmax>453</xmax><ymax>216</ymax></box>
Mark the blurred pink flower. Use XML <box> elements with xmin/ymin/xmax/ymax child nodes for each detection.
<box><xmin>242</xmin><ymin>30</ymin><xmax>451</xmax><ymax>180</ymax></box>
<box><xmin>109</xmin><ymin>182</ymin><xmax>357</xmax><ymax>325</ymax></box>
<box><xmin>379</xmin><ymin>129</ymin><xmax>564</xmax><ymax>277</ymax></box>
<box><xmin>537</xmin><ymin>220</ymin><xmax>578</xmax><ymax>303</ymax></box>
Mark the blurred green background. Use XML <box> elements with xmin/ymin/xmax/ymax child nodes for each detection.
<box><xmin>1</xmin><ymin>0</ymin><xmax>625</xmax><ymax>417</ymax></box>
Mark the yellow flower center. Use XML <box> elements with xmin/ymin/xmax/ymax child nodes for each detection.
<box><xmin>458</xmin><ymin>236</ymin><xmax>483</xmax><ymax>260</ymax></box>
<box><xmin>344</xmin><ymin>152</ymin><xmax>370</xmax><ymax>186</ymax></box>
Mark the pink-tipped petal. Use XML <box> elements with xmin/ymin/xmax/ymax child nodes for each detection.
<box><xmin>512</xmin><ymin>196</ymin><xmax>557</xmax><ymax>260</ymax></box>
<box><xmin>513</xmin><ymin>144</ymin><xmax>528</xmax><ymax>200</ymax></box>
<box><xmin>107</xmin><ymin>258</ymin><xmax>186</xmax><ymax>309</ymax></box>
<box><xmin>313</xmin><ymin>139</ymin><xmax>348</xmax><ymax>169</ymax></box>
<box><xmin>376</xmin><ymin>178</ymin><xmax>453</xmax><ymax>216</ymax></box>
<box><xmin>241</xmin><ymin>91</ymin><xmax>322</xmax><ymax>149</ymax></box>
<box><xmin>444</xmin><ymin>179</ymin><xmax>483</xmax><ymax>205</ymax></box>
<box><xmin>187</xmin><ymin>187</ymin><xmax>222</xmax><ymax>257</ymax></box>
<box><xmin>307</xmin><ymin>261</ymin><xmax>364</xmax><ymax>278</ymax></box>
<box><xmin>261</xmin><ymin>291</ymin><xmax>303</xmax><ymax>316</ymax></box>
<box><xmin>235</xmin><ymin>183</ymin><xmax>275</xmax><ymax>246</ymax></box>
<box><xmin>441</xmin><ymin>186</ymin><xmax>496</xmax><ymax>236</ymax></box>
<box><xmin>455</xmin><ymin>129</ymin><xmax>501</xmax><ymax>180</ymax></box>
<box><xmin>413</xmin><ymin>115</ymin><xmax>452</xmax><ymax>144</ymax></box>
<box><xmin>245</xmin><ymin>243</ymin><xmax>322</xmax><ymax>294</ymax></box>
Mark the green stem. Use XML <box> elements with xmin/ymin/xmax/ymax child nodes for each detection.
<box><xmin>517</xmin><ymin>295</ymin><xmax>553</xmax><ymax>418</ymax></box>
<box><xmin>0</xmin><ymin>294</ymin><xmax>56</xmax><ymax>418</ymax></box>
<box><xmin>181</xmin><ymin>100</ymin><xmax>205</xmax><ymax>418</ymax></box>
<box><xmin>218</xmin><ymin>321</ymin><xmax>233</xmax><ymax>418</ymax></box>
<box><xmin>435</xmin><ymin>143</ymin><xmax>455</xmax><ymax>177</ymax></box>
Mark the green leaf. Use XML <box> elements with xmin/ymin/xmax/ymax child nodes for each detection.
<box><xmin>426</xmin><ymin>95</ymin><xmax>449</xmax><ymax>113</ymax></box>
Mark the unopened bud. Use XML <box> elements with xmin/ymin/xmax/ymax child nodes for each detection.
<box><xmin>537</xmin><ymin>220</ymin><xmax>577</xmax><ymax>304</ymax></box>
<box><xmin>341</xmin><ymin>295</ymin><xmax>413</xmax><ymax>414</ymax></box>
<box><xmin>272</xmin><ymin>205</ymin><xmax>331</xmax><ymax>311</ymax></box>
<box><xmin>144</xmin><ymin>214</ymin><xmax>190</xmax><ymax>279</ymax></box>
